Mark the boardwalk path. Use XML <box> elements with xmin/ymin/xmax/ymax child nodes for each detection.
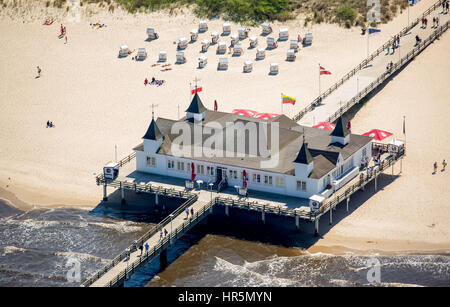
<box><xmin>295</xmin><ymin>0</ymin><xmax>449</xmax><ymax>126</ymax></box>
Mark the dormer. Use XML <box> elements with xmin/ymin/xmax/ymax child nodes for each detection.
<box><xmin>142</xmin><ymin>118</ymin><xmax>163</xmax><ymax>153</ymax></box>
<box><xmin>331</xmin><ymin>116</ymin><xmax>350</xmax><ymax>146</ymax></box>
<box><xmin>293</xmin><ymin>142</ymin><xmax>314</xmax><ymax>177</ymax></box>
<box><xmin>186</xmin><ymin>93</ymin><xmax>207</xmax><ymax>122</ymax></box>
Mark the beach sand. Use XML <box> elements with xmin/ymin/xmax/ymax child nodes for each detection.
<box><xmin>0</xmin><ymin>0</ymin><xmax>448</xmax><ymax>253</ymax></box>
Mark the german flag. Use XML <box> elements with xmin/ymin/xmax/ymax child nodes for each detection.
<box><xmin>282</xmin><ymin>94</ymin><xmax>296</xmax><ymax>105</ymax></box>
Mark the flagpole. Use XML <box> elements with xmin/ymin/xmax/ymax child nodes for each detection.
<box><xmin>318</xmin><ymin>63</ymin><xmax>321</xmax><ymax>97</ymax></box>
<box><xmin>281</xmin><ymin>93</ymin><xmax>283</xmax><ymax>114</ymax></box>
<box><xmin>367</xmin><ymin>31</ymin><xmax>369</xmax><ymax>58</ymax></box>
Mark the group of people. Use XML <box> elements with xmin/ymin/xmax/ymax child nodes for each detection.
<box><xmin>90</xmin><ymin>22</ymin><xmax>106</xmax><ymax>28</ymax></box>
<box><xmin>432</xmin><ymin>16</ymin><xmax>440</xmax><ymax>28</ymax></box>
<box><xmin>421</xmin><ymin>17</ymin><xmax>429</xmax><ymax>28</ymax></box>
<box><xmin>433</xmin><ymin>160</ymin><xmax>447</xmax><ymax>174</ymax></box>
<box><xmin>443</xmin><ymin>0</ymin><xmax>449</xmax><ymax>14</ymax></box>
<box><xmin>185</xmin><ymin>207</ymin><xmax>194</xmax><ymax>219</ymax></box>
<box><xmin>46</xmin><ymin>120</ymin><xmax>55</xmax><ymax>128</ymax></box>
<box><xmin>144</xmin><ymin>77</ymin><xmax>165</xmax><ymax>86</ymax></box>
<box><xmin>386</xmin><ymin>35</ymin><xmax>401</xmax><ymax>55</ymax></box>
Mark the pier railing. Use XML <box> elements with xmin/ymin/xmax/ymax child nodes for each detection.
<box><xmin>315</xmin><ymin>146</ymin><xmax>405</xmax><ymax>218</ymax></box>
<box><xmin>292</xmin><ymin>0</ymin><xmax>444</xmax><ymax>122</ymax></box>
<box><xmin>326</xmin><ymin>19</ymin><xmax>449</xmax><ymax>123</ymax></box>
<box><xmin>95</xmin><ymin>152</ymin><xmax>136</xmax><ymax>185</ymax></box>
<box><xmin>82</xmin><ymin>193</ymin><xmax>199</xmax><ymax>287</ymax></box>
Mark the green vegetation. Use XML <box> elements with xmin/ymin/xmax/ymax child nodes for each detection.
<box><xmin>5</xmin><ymin>0</ymin><xmax>410</xmax><ymax>27</ymax></box>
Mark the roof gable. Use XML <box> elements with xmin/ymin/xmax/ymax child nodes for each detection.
<box><xmin>185</xmin><ymin>93</ymin><xmax>207</xmax><ymax>114</ymax></box>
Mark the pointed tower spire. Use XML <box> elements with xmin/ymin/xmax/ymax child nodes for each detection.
<box><xmin>142</xmin><ymin>118</ymin><xmax>162</xmax><ymax>140</ymax></box>
<box><xmin>294</xmin><ymin>142</ymin><xmax>313</xmax><ymax>164</ymax></box>
<box><xmin>331</xmin><ymin>116</ymin><xmax>349</xmax><ymax>138</ymax></box>
<box><xmin>185</xmin><ymin>92</ymin><xmax>207</xmax><ymax>114</ymax></box>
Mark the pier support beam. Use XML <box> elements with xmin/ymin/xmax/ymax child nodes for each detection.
<box><xmin>375</xmin><ymin>172</ymin><xmax>378</xmax><ymax>191</ymax></box>
<box><xmin>160</xmin><ymin>249</ymin><xmax>168</xmax><ymax>269</ymax></box>
<box><xmin>225</xmin><ymin>204</ymin><xmax>229</xmax><ymax>216</ymax></box>
<box><xmin>346</xmin><ymin>197</ymin><xmax>350</xmax><ymax>212</ymax></box>
<box><xmin>329</xmin><ymin>204</ymin><xmax>333</xmax><ymax>225</ymax></box>
<box><xmin>103</xmin><ymin>182</ymin><xmax>108</xmax><ymax>201</ymax></box>
<box><xmin>295</xmin><ymin>215</ymin><xmax>300</xmax><ymax>231</ymax></box>
<box><xmin>120</xmin><ymin>182</ymin><xmax>126</xmax><ymax>205</ymax></box>
<box><xmin>155</xmin><ymin>193</ymin><xmax>159</xmax><ymax>205</ymax></box>
<box><xmin>262</xmin><ymin>209</ymin><xmax>266</xmax><ymax>224</ymax></box>
<box><xmin>314</xmin><ymin>218</ymin><xmax>320</xmax><ymax>237</ymax></box>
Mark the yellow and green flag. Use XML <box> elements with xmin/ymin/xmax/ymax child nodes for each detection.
<box><xmin>282</xmin><ymin>94</ymin><xmax>296</xmax><ymax>105</ymax></box>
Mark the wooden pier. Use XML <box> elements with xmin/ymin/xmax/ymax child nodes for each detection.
<box><xmin>83</xmin><ymin>143</ymin><xmax>404</xmax><ymax>287</ymax></box>
<box><xmin>292</xmin><ymin>0</ymin><xmax>449</xmax><ymax>125</ymax></box>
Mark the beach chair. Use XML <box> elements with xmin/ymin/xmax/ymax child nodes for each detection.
<box><xmin>176</xmin><ymin>51</ymin><xmax>186</xmax><ymax>64</ymax></box>
<box><xmin>217</xmin><ymin>42</ymin><xmax>227</xmax><ymax>54</ymax></box>
<box><xmin>233</xmin><ymin>44</ymin><xmax>242</xmax><ymax>56</ymax></box>
<box><xmin>249</xmin><ymin>36</ymin><xmax>258</xmax><ymax>48</ymax></box>
<box><xmin>256</xmin><ymin>48</ymin><xmax>265</xmax><ymax>60</ymax></box>
<box><xmin>303</xmin><ymin>33</ymin><xmax>313</xmax><ymax>46</ymax></box>
<box><xmin>190</xmin><ymin>29</ymin><xmax>198</xmax><ymax>42</ymax></box>
<box><xmin>146</xmin><ymin>28</ymin><xmax>158</xmax><ymax>40</ymax></box>
<box><xmin>158</xmin><ymin>51</ymin><xmax>167</xmax><ymax>62</ymax></box>
<box><xmin>270</xmin><ymin>63</ymin><xmax>279</xmax><ymax>75</ymax></box>
<box><xmin>198</xmin><ymin>55</ymin><xmax>208</xmax><ymax>68</ymax></box>
<box><xmin>286</xmin><ymin>49</ymin><xmax>296</xmax><ymax>61</ymax></box>
<box><xmin>231</xmin><ymin>34</ymin><xmax>239</xmax><ymax>45</ymax></box>
<box><xmin>279</xmin><ymin>27</ymin><xmax>289</xmax><ymax>41</ymax></box>
<box><xmin>211</xmin><ymin>31</ymin><xmax>219</xmax><ymax>44</ymax></box>
<box><xmin>201</xmin><ymin>39</ymin><xmax>210</xmax><ymax>52</ymax></box>
<box><xmin>119</xmin><ymin>45</ymin><xmax>129</xmax><ymax>57</ymax></box>
<box><xmin>266</xmin><ymin>37</ymin><xmax>277</xmax><ymax>49</ymax></box>
<box><xmin>243</xmin><ymin>60</ymin><xmax>253</xmax><ymax>73</ymax></box>
<box><xmin>177</xmin><ymin>37</ymin><xmax>188</xmax><ymax>50</ymax></box>
<box><xmin>198</xmin><ymin>20</ymin><xmax>208</xmax><ymax>33</ymax></box>
<box><xmin>261</xmin><ymin>22</ymin><xmax>272</xmax><ymax>35</ymax></box>
<box><xmin>217</xmin><ymin>58</ymin><xmax>228</xmax><ymax>70</ymax></box>
<box><xmin>137</xmin><ymin>48</ymin><xmax>147</xmax><ymax>60</ymax></box>
<box><xmin>290</xmin><ymin>39</ymin><xmax>299</xmax><ymax>51</ymax></box>
<box><xmin>222</xmin><ymin>22</ymin><xmax>231</xmax><ymax>35</ymax></box>
<box><xmin>238</xmin><ymin>27</ymin><xmax>248</xmax><ymax>40</ymax></box>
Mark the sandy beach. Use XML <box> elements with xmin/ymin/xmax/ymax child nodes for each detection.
<box><xmin>0</xmin><ymin>0</ymin><xmax>448</xmax><ymax>254</ymax></box>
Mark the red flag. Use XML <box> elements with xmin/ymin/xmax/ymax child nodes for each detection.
<box><xmin>214</xmin><ymin>100</ymin><xmax>218</xmax><ymax>111</ymax></box>
<box><xmin>347</xmin><ymin>120</ymin><xmax>351</xmax><ymax>130</ymax></box>
<box><xmin>320</xmin><ymin>66</ymin><xmax>331</xmax><ymax>75</ymax></box>
<box><xmin>191</xmin><ymin>85</ymin><xmax>202</xmax><ymax>94</ymax></box>
<box><xmin>191</xmin><ymin>162</ymin><xmax>196</xmax><ymax>181</ymax></box>
<box><xmin>243</xmin><ymin>170</ymin><xmax>247</xmax><ymax>188</ymax></box>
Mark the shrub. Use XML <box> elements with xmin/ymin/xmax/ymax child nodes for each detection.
<box><xmin>336</xmin><ymin>4</ymin><xmax>356</xmax><ymax>24</ymax></box>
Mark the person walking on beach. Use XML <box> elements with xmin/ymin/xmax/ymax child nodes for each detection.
<box><xmin>37</xmin><ymin>66</ymin><xmax>41</xmax><ymax>78</ymax></box>
<box><xmin>190</xmin><ymin>207</ymin><xmax>194</xmax><ymax>217</ymax></box>
<box><xmin>164</xmin><ymin>228</ymin><xmax>168</xmax><ymax>237</ymax></box>
<box><xmin>144</xmin><ymin>78</ymin><xmax>148</xmax><ymax>86</ymax></box>
<box><xmin>443</xmin><ymin>159</ymin><xmax>447</xmax><ymax>171</ymax></box>
<box><xmin>65</xmin><ymin>35</ymin><xmax>67</xmax><ymax>44</ymax></box>
<box><xmin>139</xmin><ymin>243</ymin><xmax>143</xmax><ymax>256</ymax></box>
<box><xmin>185</xmin><ymin>207</ymin><xmax>189</xmax><ymax>218</ymax></box>
<box><xmin>433</xmin><ymin>161</ymin><xmax>438</xmax><ymax>174</ymax></box>
<box><xmin>125</xmin><ymin>248</ymin><xmax>130</xmax><ymax>261</ymax></box>
<box><xmin>144</xmin><ymin>242</ymin><xmax>149</xmax><ymax>253</ymax></box>
<box><xmin>160</xmin><ymin>229</ymin><xmax>163</xmax><ymax>240</ymax></box>
<box><xmin>133</xmin><ymin>239</ymin><xmax>137</xmax><ymax>251</ymax></box>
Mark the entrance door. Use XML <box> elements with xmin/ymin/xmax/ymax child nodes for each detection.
<box><xmin>216</xmin><ymin>167</ymin><xmax>227</xmax><ymax>182</ymax></box>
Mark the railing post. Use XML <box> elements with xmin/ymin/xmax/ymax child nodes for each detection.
<box><xmin>103</xmin><ymin>181</ymin><xmax>108</xmax><ymax>201</ymax></box>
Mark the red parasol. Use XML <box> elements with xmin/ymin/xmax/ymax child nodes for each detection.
<box><xmin>313</xmin><ymin>122</ymin><xmax>336</xmax><ymax>131</ymax></box>
<box><xmin>347</xmin><ymin>120</ymin><xmax>351</xmax><ymax>131</ymax></box>
<box><xmin>254</xmin><ymin>112</ymin><xmax>279</xmax><ymax>120</ymax></box>
<box><xmin>242</xmin><ymin>170</ymin><xmax>247</xmax><ymax>188</ymax></box>
<box><xmin>232</xmin><ymin>109</ymin><xmax>258</xmax><ymax>117</ymax></box>
<box><xmin>214</xmin><ymin>100</ymin><xmax>218</xmax><ymax>111</ymax></box>
<box><xmin>362</xmin><ymin>129</ymin><xmax>393</xmax><ymax>141</ymax></box>
<box><xmin>191</xmin><ymin>162</ymin><xmax>196</xmax><ymax>181</ymax></box>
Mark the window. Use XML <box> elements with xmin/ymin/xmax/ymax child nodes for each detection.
<box><xmin>264</xmin><ymin>175</ymin><xmax>272</xmax><ymax>185</ymax></box>
<box><xmin>252</xmin><ymin>173</ymin><xmax>261</xmax><ymax>183</ymax></box>
<box><xmin>146</xmin><ymin>156</ymin><xmax>156</xmax><ymax>167</ymax></box>
<box><xmin>207</xmin><ymin>166</ymin><xmax>214</xmax><ymax>176</ymax></box>
<box><xmin>186</xmin><ymin>162</ymin><xmax>190</xmax><ymax>172</ymax></box>
<box><xmin>197</xmin><ymin>165</ymin><xmax>204</xmax><ymax>175</ymax></box>
<box><xmin>296</xmin><ymin>180</ymin><xmax>306</xmax><ymax>191</ymax></box>
<box><xmin>167</xmin><ymin>160</ymin><xmax>174</xmax><ymax>169</ymax></box>
<box><xmin>177</xmin><ymin>161</ymin><xmax>184</xmax><ymax>171</ymax></box>
<box><xmin>275</xmin><ymin>176</ymin><xmax>284</xmax><ymax>187</ymax></box>
<box><xmin>362</xmin><ymin>148</ymin><xmax>367</xmax><ymax>158</ymax></box>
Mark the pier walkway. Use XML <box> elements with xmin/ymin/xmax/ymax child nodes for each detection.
<box><xmin>293</xmin><ymin>0</ymin><xmax>449</xmax><ymax>126</ymax></box>
<box><xmin>83</xmin><ymin>143</ymin><xmax>405</xmax><ymax>287</ymax></box>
